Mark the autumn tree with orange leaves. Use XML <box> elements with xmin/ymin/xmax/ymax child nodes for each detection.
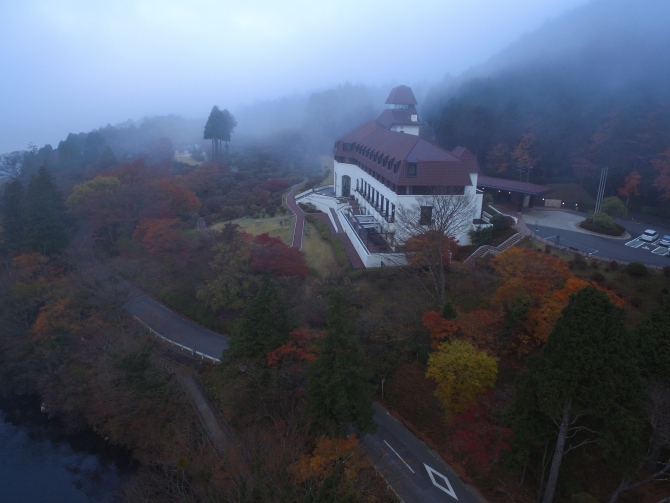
<box><xmin>395</xmin><ymin>191</ymin><xmax>476</xmax><ymax>306</ymax></box>
<box><xmin>618</xmin><ymin>171</ymin><xmax>641</xmax><ymax>206</ymax></box>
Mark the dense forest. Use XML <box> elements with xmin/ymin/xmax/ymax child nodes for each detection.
<box><xmin>1</xmin><ymin>1</ymin><xmax>669</xmax><ymax>501</ymax></box>
<box><xmin>423</xmin><ymin>0</ymin><xmax>670</xmax><ymax>216</ymax></box>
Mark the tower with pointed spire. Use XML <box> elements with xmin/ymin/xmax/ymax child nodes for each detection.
<box><xmin>375</xmin><ymin>85</ymin><xmax>424</xmax><ymax>136</ymax></box>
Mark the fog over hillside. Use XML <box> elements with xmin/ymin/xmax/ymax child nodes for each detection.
<box><xmin>427</xmin><ymin>0</ymin><xmax>670</xmax><ymax>108</ymax></box>
<box><xmin>420</xmin><ymin>0</ymin><xmax>670</xmax><ymax>213</ymax></box>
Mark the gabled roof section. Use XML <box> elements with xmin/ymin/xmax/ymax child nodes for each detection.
<box><xmin>408</xmin><ymin>139</ymin><xmax>461</xmax><ymax>162</ymax></box>
<box><xmin>336</xmin><ymin>120</ymin><xmax>381</xmax><ymax>143</ymax></box>
<box><xmin>376</xmin><ymin>109</ymin><xmax>425</xmax><ymax>128</ymax></box>
<box><xmin>451</xmin><ymin>146</ymin><xmax>480</xmax><ymax>174</ymax></box>
<box><xmin>385</xmin><ymin>85</ymin><xmax>418</xmax><ymax>105</ymax></box>
<box><xmin>360</xmin><ymin>128</ymin><xmax>421</xmax><ymax>159</ymax></box>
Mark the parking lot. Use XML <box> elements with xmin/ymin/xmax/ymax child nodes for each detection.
<box><xmin>520</xmin><ymin>209</ymin><xmax>670</xmax><ymax>267</ymax></box>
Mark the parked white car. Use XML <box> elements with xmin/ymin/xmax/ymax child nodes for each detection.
<box><xmin>640</xmin><ymin>229</ymin><xmax>658</xmax><ymax>243</ymax></box>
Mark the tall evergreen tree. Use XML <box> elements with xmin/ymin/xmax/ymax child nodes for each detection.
<box><xmin>1</xmin><ymin>179</ymin><xmax>25</xmax><ymax>252</ymax></box>
<box><xmin>23</xmin><ymin>166</ymin><xmax>68</xmax><ymax>255</ymax></box>
<box><xmin>204</xmin><ymin>106</ymin><xmax>237</xmax><ymax>164</ymax></box>
<box><xmin>306</xmin><ymin>290</ymin><xmax>375</xmax><ymax>435</ymax></box>
<box><xmin>508</xmin><ymin>287</ymin><xmax>644</xmax><ymax>503</ymax></box>
<box><xmin>635</xmin><ymin>299</ymin><xmax>670</xmax><ymax>470</ymax></box>
<box><xmin>225</xmin><ymin>278</ymin><xmax>292</xmax><ymax>360</ymax></box>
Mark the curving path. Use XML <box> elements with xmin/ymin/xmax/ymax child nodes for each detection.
<box><xmin>285</xmin><ymin>183</ymin><xmax>306</xmax><ymax>250</ymax></box>
<box><xmin>125</xmin><ymin>293</ymin><xmax>229</xmax><ymax>362</ymax></box>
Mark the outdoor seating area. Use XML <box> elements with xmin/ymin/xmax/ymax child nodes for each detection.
<box><xmin>344</xmin><ymin>209</ymin><xmax>392</xmax><ymax>253</ymax></box>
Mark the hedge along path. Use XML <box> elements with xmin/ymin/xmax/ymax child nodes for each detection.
<box><xmin>306</xmin><ymin>213</ymin><xmax>364</xmax><ymax>270</ymax></box>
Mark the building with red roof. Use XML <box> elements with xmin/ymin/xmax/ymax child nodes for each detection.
<box><xmin>329</xmin><ymin>85</ymin><xmax>485</xmax><ymax>265</ymax></box>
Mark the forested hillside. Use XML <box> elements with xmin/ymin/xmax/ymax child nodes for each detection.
<box><xmin>423</xmin><ymin>0</ymin><xmax>670</xmax><ymax>215</ymax></box>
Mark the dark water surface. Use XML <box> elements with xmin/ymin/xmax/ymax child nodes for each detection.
<box><xmin>0</xmin><ymin>395</ymin><xmax>136</xmax><ymax>503</ymax></box>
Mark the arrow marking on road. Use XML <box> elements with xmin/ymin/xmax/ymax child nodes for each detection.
<box><xmin>424</xmin><ymin>464</ymin><xmax>458</xmax><ymax>500</ymax></box>
<box><xmin>383</xmin><ymin>440</ymin><xmax>415</xmax><ymax>473</ymax></box>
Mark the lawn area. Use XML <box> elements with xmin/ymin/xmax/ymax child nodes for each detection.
<box><xmin>173</xmin><ymin>152</ymin><xmax>202</xmax><ymax>166</ymax></box>
<box><xmin>302</xmin><ymin>221</ymin><xmax>337</xmax><ymax>276</ymax></box>
<box><xmin>211</xmin><ymin>216</ymin><xmax>295</xmax><ymax>245</ymax></box>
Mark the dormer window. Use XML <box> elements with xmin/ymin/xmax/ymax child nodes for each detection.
<box><xmin>407</xmin><ymin>162</ymin><xmax>417</xmax><ymax>177</ymax></box>
<box><xmin>343</xmin><ymin>143</ymin><xmax>352</xmax><ymax>151</ymax></box>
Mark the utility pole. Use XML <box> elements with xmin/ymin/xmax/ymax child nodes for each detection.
<box><xmin>594</xmin><ymin>167</ymin><xmax>608</xmax><ymax>214</ymax></box>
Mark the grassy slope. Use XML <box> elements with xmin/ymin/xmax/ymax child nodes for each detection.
<box><xmin>301</xmin><ymin>221</ymin><xmax>337</xmax><ymax>276</ymax></box>
<box><xmin>211</xmin><ymin>216</ymin><xmax>295</xmax><ymax>245</ymax></box>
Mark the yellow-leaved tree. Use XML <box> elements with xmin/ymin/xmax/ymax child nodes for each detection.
<box><xmin>426</xmin><ymin>340</ymin><xmax>498</xmax><ymax>417</ymax></box>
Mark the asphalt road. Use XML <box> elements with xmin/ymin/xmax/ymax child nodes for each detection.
<box><xmin>361</xmin><ymin>404</ymin><xmax>485</xmax><ymax>503</ymax></box>
<box><xmin>521</xmin><ymin>210</ymin><xmax>670</xmax><ymax>266</ymax></box>
<box><xmin>125</xmin><ymin>294</ymin><xmax>229</xmax><ymax>361</ymax></box>
<box><xmin>533</xmin><ymin>224</ymin><xmax>670</xmax><ymax>266</ymax></box>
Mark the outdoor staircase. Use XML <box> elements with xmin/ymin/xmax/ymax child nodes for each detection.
<box><xmin>463</xmin><ymin>232</ymin><xmax>526</xmax><ymax>267</ymax></box>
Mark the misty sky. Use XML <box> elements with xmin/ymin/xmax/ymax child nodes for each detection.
<box><xmin>0</xmin><ymin>0</ymin><xmax>590</xmax><ymax>154</ymax></box>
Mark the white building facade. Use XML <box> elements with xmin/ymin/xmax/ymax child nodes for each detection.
<box><xmin>329</xmin><ymin>86</ymin><xmax>483</xmax><ymax>267</ymax></box>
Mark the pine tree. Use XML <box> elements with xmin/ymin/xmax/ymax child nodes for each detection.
<box><xmin>306</xmin><ymin>290</ymin><xmax>375</xmax><ymax>435</ymax></box>
<box><xmin>508</xmin><ymin>287</ymin><xmax>644</xmax><ymax>503</ymax></box>
<box><xmin>226</xmin><ymin>278</ymin><xmax>292</xmax><ymax>360</ymax></box>
<box><xmin>23</xmin><ymin>166</ymin><xmax>68</xmax><ymax>255</ymax></box>
<box><xmin>1</xmin><ymin>179</ymin><xmax>25</xmax><ymax>252</ymax></box>
<box><xmin>635</xmin><ymin>299</ymin><xmax>670</xmax><ymax>470</ymax></box>
<box><xmin>204</xmin><ymin>106</ymin><xmax>237</xmax><ymax>164</ymax></box>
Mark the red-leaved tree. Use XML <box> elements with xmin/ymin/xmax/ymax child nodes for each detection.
<box><xmin>250</xmin><ymin>233</ymin><xmax>309</xmax><ymax>277</ymax></box>
<box><xmin>449</xmin><ymin>390</ymin><xmax>514</xmax><ymax>474</ymax></box>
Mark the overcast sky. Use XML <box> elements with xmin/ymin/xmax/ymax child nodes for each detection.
<box><xmin>0</xmin><ymin>0</ymin><xmax>591</xmax><ymax>154</ymax></box>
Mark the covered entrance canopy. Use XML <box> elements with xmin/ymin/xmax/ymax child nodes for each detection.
<box><xmin>477</xmin><ymin>175</ymin><xmax>552</xmax><ymax>211</ymax></box>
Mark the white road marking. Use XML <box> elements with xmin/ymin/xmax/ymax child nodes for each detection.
<box><xmin>383</xmin><ymin>440</ymin><xmax>415</xmax><ymax>473</ymax></box>
<box><xmin>424</xmin><ymin>464</ymin><xmax>458</xmax><ymax>500</ymax></box>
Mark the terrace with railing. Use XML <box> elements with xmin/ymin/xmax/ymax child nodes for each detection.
<box><xmin>354</xmin><ymin>188</ymin><xmax>395</xmax><ymax>223</ymax></box>
<box><xmin>342</xmin><ymin>207</ymin><xmax>394</xmax><ymax>253</ymax></box>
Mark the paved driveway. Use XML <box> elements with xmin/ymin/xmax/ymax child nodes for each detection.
<box><xmin>521</xmin><ymin>210</ymin><xmax>670</xmax><ymax>266</ymax></box>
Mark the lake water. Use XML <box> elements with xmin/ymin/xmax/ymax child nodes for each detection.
<box><xmin>0</xmin><ymin>395</ymin><xmax>136</xmax><ymax>503</ymax></box>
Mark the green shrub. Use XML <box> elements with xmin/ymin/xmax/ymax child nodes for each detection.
<box><xmin>162</xmin><ymin>292</ymin><xmax>226</xmax><ymax>333</ymax></box>
<box><xmin>592</xmin><ymin>211</ymin><xmax>617</xmax><ymax>229</ymax></box>
<box><xmin>571</xmin><ymin>253</ymin><xmax>588</xmax><ymax>270</ymax></box>
<box><xmin>591</xmin><ymin>272</ymin><xmax>605</xmax><ymax>283</ymax></box>
<box><xmin>468</xmin><ymin>226</ymin><xmax>493</xmax><ymax>245</ymax></box>
<box><xmin>579</xmin><ymin>216</ymin><xmax>625</xmax><ymax>236</ymax></box>
<box><xmin>610</xmin><ymin>260</ymin><xmax>619</xmax><ymax>271</ymax></box>
<box><xmin>305</xmin><ymin>215</ymin><xmax>351</xmax><ymax>270</ymax></box>
<box><xmin>663</xmin><ymin>266</ymin><xmax>670</xmax><ymax>277</ymax></box>
<box><xmin>626</xmin><ymin>262</ymin><xmax>648</xmax><ymax>276</ymax></box>
<box><xmin>490</xmin><ymin>213</ymin><xmax>512</xmax><ymax>232</ymax></box>
<box><xmin>600</xmin><ymin>196</ymin><xmax>628</xmax><ymax>218</ymax></box>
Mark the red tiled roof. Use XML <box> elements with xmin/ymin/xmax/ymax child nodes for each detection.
<box><xmin>337</xmin><ymin>120</ymin><xmax>381</xmax><ymax>143</ymax></box>
<box><xmin>376</xmin><ymin>109</ymin><xmax>425</xmax><ymax>128</ymax></box>
<box><xmin>385</xmin><ymin>85</ymin><xmax>418</xmax><ymax>105</ymax></box>
<box><xmin>477</xmin><ymin>175</ymin><xmax>552</xmax><ymax>196</ymax></box>
<box><xmin>451</xmin><ymin>146</ymin><xmax>480</xmax><ymax>174</ymax></box>
<box><xmin>335</xmin><ymin>123</ymin><xmax>473</xmax><ymax>188</ymax></box>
